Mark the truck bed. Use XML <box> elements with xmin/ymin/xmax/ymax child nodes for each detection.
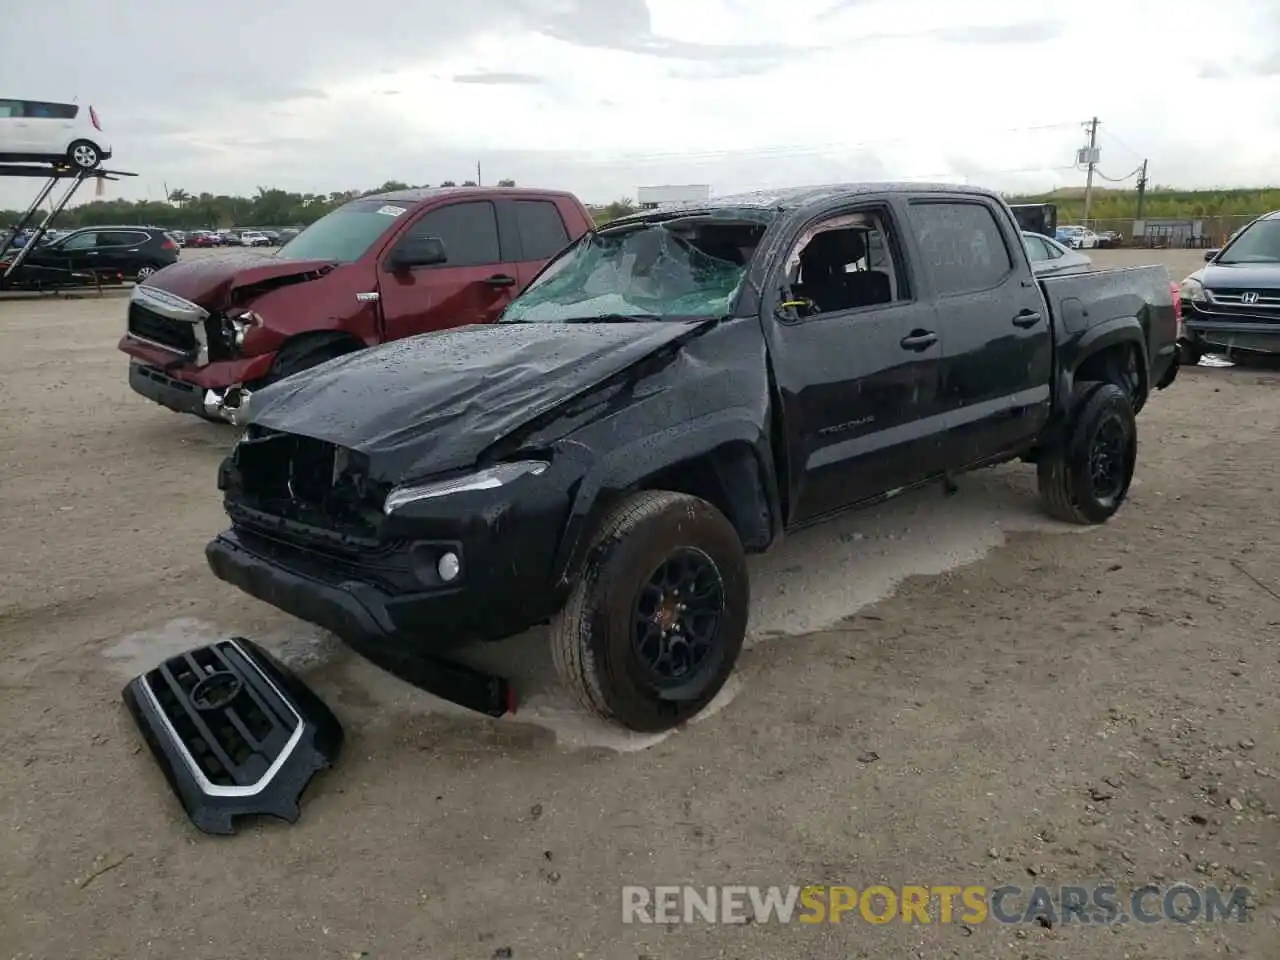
<box><xmin>1038</xmin><ymin>263</ymin><xmax>1178</xmax><ymax>390</ymax></box>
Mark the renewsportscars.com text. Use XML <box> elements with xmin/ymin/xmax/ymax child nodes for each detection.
<box><xmin>621</xmin><ymin>884</ymin><xmax>1250</xmax><ymax>926</ymax></box>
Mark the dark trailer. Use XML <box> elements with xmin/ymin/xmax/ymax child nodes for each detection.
<box><xmin>1010</xmin><ymin>203</ymin><xmax>1058</xmax><ymax>238</ymax></box>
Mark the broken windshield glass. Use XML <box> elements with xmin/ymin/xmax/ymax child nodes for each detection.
<box><xmin>500</xmin><ymin>217</ymin><xmax>768</xmax><ymax>324</ymax></box>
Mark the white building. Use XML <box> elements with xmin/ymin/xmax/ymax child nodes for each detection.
<box><xmin>636</xmin><ymin>184</ymin><xmax>711</xmax><ymax>210</ymax></box>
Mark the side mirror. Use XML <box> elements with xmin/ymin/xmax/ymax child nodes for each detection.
<box><xmin>1203</xmin><ymin>248</ymin><xmax>1220</xmax><ymax>262</ymax></box>
<box><xmin>389</xmin><ymin>236</ymin><xmax>446</xmax><ymax>270</ymax></box>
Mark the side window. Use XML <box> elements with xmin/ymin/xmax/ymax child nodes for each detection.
<box><xmin>907</xmin><ymin>201</ymin><xmax>1014</xmax><ymax>296</ymax></box>
<box><xmin>98</xmin><ymin>231</ymin><xmax>143</xmax><ymax>246</ymax></box>
<box><xmin>783</xmin><ymin>208</ymin><xmax>906</xmax><ymax>316</ymax></box>
<box><xmin>25</xmin><ymin>102</ymin><xmax>77</xmax><ymax>119</ymax></box>
<box><xmin>0</xmin><ymin>100</ymin><xmax>21</xmax><ymax>118</ymax></box>
<box><xmin>514</xmin><ymin>200</ymin><xmax>570</xmax><ymax>260</ymax></box>
<box><xmin>60</xmin><ymin>232</ymin><xmax>99</xmax><ymax>250</ymax></box>
<box><xmin>1022</xmin><ymin>235</ymin><xmax>1050</xmax><ymax>262</ymax></box>
<box><xmin>401</xmin><ymin>201</ymin><xmax>500</xmax><ymax>267</ymax></box>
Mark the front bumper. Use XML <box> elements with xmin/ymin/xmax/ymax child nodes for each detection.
<box><xmin>1181</xmin><ymin>304</ymin><xmax>1280</xmax><ymax>354</ymax></box>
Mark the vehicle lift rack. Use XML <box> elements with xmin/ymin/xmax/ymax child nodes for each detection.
<box><xmin>0</xmin><ymin>162</ymin><xmax>138</xmax><ymax>284</ymax></box>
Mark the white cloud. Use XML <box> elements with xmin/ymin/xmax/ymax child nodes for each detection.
<box><xmin>1</xmin><ymin>0</ymin><xmax>1278</xmax><ymax>210</ymax></box>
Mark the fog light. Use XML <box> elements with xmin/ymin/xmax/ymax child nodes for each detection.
<box><xmin>437</xmin><ymin>551</ymin><xmax>461</xmax><ymax>582</ymax></box>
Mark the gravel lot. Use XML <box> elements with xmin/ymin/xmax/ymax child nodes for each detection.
<box><xmin>1</xmin><ymin>248</ymin><xmax>1278</xmax><ymax>959</ymax></box>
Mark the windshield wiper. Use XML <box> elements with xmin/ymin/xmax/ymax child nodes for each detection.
<box><xmin>561</xmin><ymin>313</ymin><xmax>662</xmax><ymax>323</ymax></box>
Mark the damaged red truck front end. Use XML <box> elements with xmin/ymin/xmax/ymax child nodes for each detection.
<box><xmin>118</xmin><ymin>186</ymin><xmax>594</xmax><ymax>423</ymax></box>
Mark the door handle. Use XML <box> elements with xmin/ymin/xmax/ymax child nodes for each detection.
<box><xmin>899</xmin><ymin>330</ymin><xmax>938</xmax><ymax>351</ymax></box>
<box><xmin>1012</xmin><ymin>310</ymin><xmax>1042</xmax><ymax>328</ymax></box>
<box><xmin>484</xmin><ymin>274</ymin><xmax>516</xmax><ymax>287</ymax></box>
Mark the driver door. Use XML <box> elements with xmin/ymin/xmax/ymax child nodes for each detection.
<box><xmin>377</xmin><ymin>200</ymin><xmax>518</xmax><ymax>342</ymax></box>
<box><xmin>46</xmin><ymin>230</ymin><xmax>101</xmax><ymax>272</ymax></box>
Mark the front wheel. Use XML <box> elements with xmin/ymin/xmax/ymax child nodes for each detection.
<box><xmin>1037</xmin><ymin>381</ymin><xmax>1137</xmax><ymax>525</ymax></box>
<box><xmin>549</xmin><ymin>490</ymin><xmax>749</xmax><ymax>732</ymax></box>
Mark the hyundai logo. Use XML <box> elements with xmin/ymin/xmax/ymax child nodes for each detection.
<box><xmin>1241</xmin><ymin>292</ymin><xmax>1260</xmax><ymax>305</ymax></box>
<box><xmin>190</xmin><ymin>670</ymin><xmax>243</xmax><ymax>711</ymax></box>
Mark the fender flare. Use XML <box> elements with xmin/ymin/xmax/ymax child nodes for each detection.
<box><xmin>550</xmin><ymin>408</ymin><xmax>780</xmax><ymax>587</ymax></box>
<box><xmin>1060</xmin><ymin>316</ymin><xmax>1149</xmax><ymax>405</ymax></box>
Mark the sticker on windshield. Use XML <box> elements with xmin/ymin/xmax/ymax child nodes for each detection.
<box><xmin>376</xmin><ymin>205</ymin><xmax>406</xmax><ymax>217</ymax></box>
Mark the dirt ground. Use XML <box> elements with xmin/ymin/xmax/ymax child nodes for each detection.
<box><xmin>1</xmin><ymin>249</ymin><xmax>1278</xmax><ymax>959</ymax></box>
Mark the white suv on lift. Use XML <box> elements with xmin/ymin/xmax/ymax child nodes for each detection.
<box><xmin>0</xmin><ymin>98</ymin><xmax>111</xmax><ymax>170</ymax></box>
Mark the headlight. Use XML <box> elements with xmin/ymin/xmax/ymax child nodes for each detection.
<box><xmin>383</xmin><ymin>460</ymin><xmax>549</xmax><ymax>514</ymax></box>
<box><xmin>226</xmin><ymin>310</ymin><xmax>261</xmax><ymax>348</ymax></box>
<box><xmin>1178</xmin><ymin>277</ymin><xmax>1206</xmax><ymax>302</ymax></box>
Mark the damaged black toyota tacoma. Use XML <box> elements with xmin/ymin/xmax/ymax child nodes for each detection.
<box><xmin>207</xmin><ymin>183</ymin><xmax>1179</xmax><ymax>733</ymax></box>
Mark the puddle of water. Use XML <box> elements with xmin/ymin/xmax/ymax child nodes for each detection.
<box><xmin>100</xmin><ymin>466</ymin><xmax>1081</xmax><ymax>754</ymax></box>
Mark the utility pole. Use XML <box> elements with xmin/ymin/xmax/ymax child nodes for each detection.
<box><xmin>1082</xmin><ymin>116</ymin><xmax>1099</xmax><ymax>225</ymax></box>
<box><xmin>1135</xmin><ymin>159</ymin><xmax>1149</xmax><ymax>220</ymax></box>
<box><xmin>476</xmin><ymin>161</ymin><xmax>482</xmax><ymax>186</ymax></box>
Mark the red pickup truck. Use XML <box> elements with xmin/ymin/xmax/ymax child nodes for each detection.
<box><xmin>120</xmin><ymin>187</ymin><xmax>594</xmax><ymax>422</ymax></box>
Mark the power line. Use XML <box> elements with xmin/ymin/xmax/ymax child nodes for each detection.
<box><xmin>567</xmin><ymin>121</ymin><xmax>1082</xmax><ymax>166</ymax></box>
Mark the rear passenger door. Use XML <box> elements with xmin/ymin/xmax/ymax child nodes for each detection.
<box><xmin>377</xmin><ymin>200</ymin><xmax>515</xmax><ymax>342</ymax></box>
<box><xmin>499</xmin><ymin>197</ymin><xmax>573</xmax><ymax>288</ymax></box>
<box><xmin>903</xmin><ymin>198</ymin><xmax>1051</xmax><ymax>466</ymax></box>
<box><xmin>94</xmin><ymin>230</ymin><xmax>149</xmax><ymax>274</ymax></box>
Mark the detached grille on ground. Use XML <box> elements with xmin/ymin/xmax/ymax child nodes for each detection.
<box><xmin>122</xmin><ymin>637</ymin><xmax>343</xmax><ymax>835</ymax></box>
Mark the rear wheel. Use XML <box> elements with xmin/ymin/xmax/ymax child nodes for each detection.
<box><xmin>549</xmin><ymin>490</ymin><xmax>749</xmax><ymax>732</ymax></box>
<box><xmin>135</xmin><ymin>263</ymin><xmax>161</xmax><ymax>284</ymax></box>
<box><xmin>67</xmin><ymin>140</ymin><xmax>101</xmax><ymax>170</ymax></box>
<box><xmin>1037</xmin><ymin>381</ymin><xmax>1137</xmax><ymax>525</ymax></box>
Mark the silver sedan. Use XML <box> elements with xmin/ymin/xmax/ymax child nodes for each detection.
<box><xmin>1022</xmin><ymin>231</ymin><xmax>1093</xmax><ymax>276</ymax></box>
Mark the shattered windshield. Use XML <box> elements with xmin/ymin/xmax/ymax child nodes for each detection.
<box><xmin>1216</xmin><ymin>220</ymin><xmax>1280</xmax><ymax>264</ymax></box>
<box><xmin>500</xmin><ymin>214</ymin><xmax>772</xmax><ymax>323</ymax></box>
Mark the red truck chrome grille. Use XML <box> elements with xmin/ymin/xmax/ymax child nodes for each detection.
<box><xmin>128</xmin><ymin>301</ymin><xmax>197</xmax><ymax>352</ymax></box>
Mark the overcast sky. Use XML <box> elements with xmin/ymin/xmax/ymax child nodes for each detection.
<box><xmin>2</xmin><ymin>0</ymin><xmax>1279</xmax><ymax>210</ymax></box>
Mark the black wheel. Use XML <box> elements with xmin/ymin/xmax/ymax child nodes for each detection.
<box><xmin>1037</xmin><ymin>381</ymin><xmax>1137</xmax><ymax>525</ymax></box>
<box><xmin>135</xmin><ymin>263</ymin><xmax>162</xmax><ymax>284</ymax></box>
<box><xmin>67</xmin><ymin>140</ymin><xmax>101</xmax><ymax>170</ymax></box>
<box><xmin>1105</xmin><ymin>347</ymin><xmax>1145</xmax><ymax>414</ymax></box>
<box><xmin>549</xmin><ymin>490</ymin><xmax>749</xmax><ymax>732</ymax></box>
<box><xmin>263</xmin><ymin>337</ymin><xmax>357</xmax><ymax>386</ymax></box>
<box><xmin>1178</xmin><ymin>340</ymin><xmax>1203</xmax><ymax>366</ymax></box>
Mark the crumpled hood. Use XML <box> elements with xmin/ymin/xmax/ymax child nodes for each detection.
<box><xmin>1200</xmin><ymin>261</ymin><xmax>1280</xmax><ymax>290</ymax></box>
<box><xmin>247</xmin><ymin>320</ymin><xmax>714</xmax><ymax>482</ymax></box>
<box><xmin>145</xmin><ymin>252</ymin><xmax>337</xmax><ymax>308</ymax></box>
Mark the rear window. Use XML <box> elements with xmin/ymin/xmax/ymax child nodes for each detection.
<box><xmin>514</xmin><ymin>200</ymin><xmax>570</xmax><ymax>260</ymax></box>
<box><xmin>277</xmin><ymin>200</ymin><xmax>409</xmax><ymax>263</ymax></box>
<box><xmin>22</xmin><ymin>101</ymin><xmax>79</xmax><ymax>119</ymax></box>
<box><xmin>907</xmin><ymin>200</ymin><xmax>1014</xmax><ymax>296</ymax></box>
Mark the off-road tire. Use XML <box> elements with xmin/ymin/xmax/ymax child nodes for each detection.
<box><xmin>1037</xmin><ymin>381</ymin><xmax>1137</xmax><ymax>525</ymax></box>
<box><xmin>549</xmin><ymin>490</ymin><xmax>749</xmax><ymax>732</ymax></box>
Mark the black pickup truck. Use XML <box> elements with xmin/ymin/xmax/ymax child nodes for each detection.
<box><xmin>206</xmin><ymin>183</ymin><xmax>1179</xmax><ymax>733</ymax></box>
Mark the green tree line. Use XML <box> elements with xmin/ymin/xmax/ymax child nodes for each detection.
<box><xmin>5</xmin><ymin>181</ymin><xmax>1279</xmax><ymax>232</ymax></box>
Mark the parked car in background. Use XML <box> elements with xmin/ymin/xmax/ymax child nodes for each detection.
<box><xmin>1056</xmin><ymin>225</ymin><xmax>1100</xmax><ymax>249</ymax></box>
<box><xmin>260</xmin><ymin>230</ymin><xmax>281</xmax><ymax>245</ymax></box>
<box><xmin>186</xmin><ymin>231</ymin><xmax>219</xmax><ymax>248</ymax></box>
<box><xmin>202</xmin><ymin>183</ymin><xmax>1178</xmax><ymax>732</ymax></box>
<box><xmin>1022</xmin><ymin>231</ymin><xmax>1093</xmax><ymax>276</ymax></box>
<box><xmin>239</xmin><ymin>231</ymin><xmax>271</xmax><ymax>247</ymax></box>
<box><xmin>0</xmin><ymin>98</ymin><xmax>111</xmax><ymax>169</ymax></box>
<box><xmin>120</xmin><ymin>186</ymin><xmax>595</xmax><ymax>422</ymax></box>
<box><xmin>19</xmin><ymin>225</ymin><xmax>179</xmax><ymax>283</ymax></box>
<box><xmin>1177</xmin><ymin>209</ymin><xmax>1280</xmax><ymax>363</ymax></box>
<box><xmin>1097</xmin><ymin>230</ymin><xmax>1123</xmax><ymax>248</ymax></box>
